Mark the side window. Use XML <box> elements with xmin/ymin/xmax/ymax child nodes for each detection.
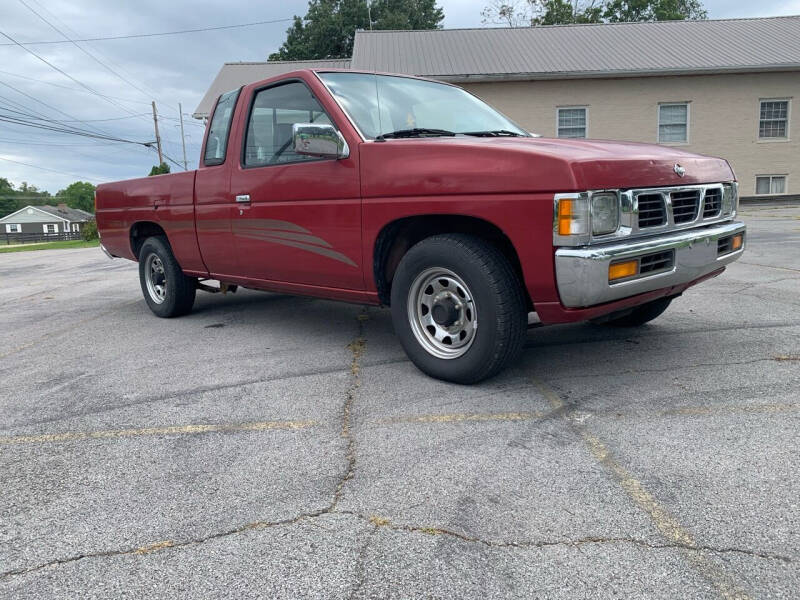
<box><xmin>244</xmin><ymin>81</ymin><xmax>333</xmax><ymax>168</ymax></box>
<box><xmin>203</xmin><ymin>88</ymin><xmax>240</xmax><ymax>166</ymax></box>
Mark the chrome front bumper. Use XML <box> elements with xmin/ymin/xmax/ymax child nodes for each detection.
<box><xmin>555</xmin><ymin>221</ymin><xmax>746</xmax><ymax>308</ymax></box>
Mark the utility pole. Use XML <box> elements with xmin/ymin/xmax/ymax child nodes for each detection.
<box><xmin>178</xmin><ymin>102</ymin><xmax>188</xmax><ymax>171</ymax></box>
<box><xmin>151</xmin><ymin>100</ymin><xmax>163</xmax><ymax>165</ymax></box>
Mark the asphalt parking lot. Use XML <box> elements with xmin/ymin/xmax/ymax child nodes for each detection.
<box><xmin>1</xmin><ymin>204</ymin><xmax>798</xmax><ymax>599</ymax></box>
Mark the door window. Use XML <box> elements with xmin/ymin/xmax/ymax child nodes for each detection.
<box><xmin>203</xmin><ymin>88</ymin><xmax>240</xmax><ymax>166</ymax></box>
<box><xmin>244</xmin><ymin>81</ymin><xmax>333</xmax><ymax>168</ymax></box>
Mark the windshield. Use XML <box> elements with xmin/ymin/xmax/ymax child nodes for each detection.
<box><xmin>318</xmin><ymin>72</ymin><xmax>529</xmax><ymax>139</ymax></box>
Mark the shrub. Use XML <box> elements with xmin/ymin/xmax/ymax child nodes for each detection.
<box><xmin>82</xmin><ymin>220</ymin><xmax>98</xmax><ymax>241</ymax></box>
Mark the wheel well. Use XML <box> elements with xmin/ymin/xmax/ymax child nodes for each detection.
<box><xmin>373</xmin><ymin>215</ymin><xmax>532</xmax><ymax>309</ymax></box>
<box><xmin>130</xmin><ymin>222</ymin><xmax>167</xmax><ymax>259</ymax></box>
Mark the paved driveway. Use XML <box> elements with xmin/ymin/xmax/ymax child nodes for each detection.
<box><xmin>1</xmin><ymin>205</ymin><xmax>798</xmax><ymax>598</ymax></box>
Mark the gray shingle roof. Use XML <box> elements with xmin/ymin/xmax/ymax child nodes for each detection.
<box><xmin>35</xmin><ymin>205</ymin><xmax>94</xmax><ymax>222</ymax></box>
<box><xmin>193</xmin><ymin>59</ymin><xmax>352</xmax><ymax>118</ymax></box>
<box><xmin>350</xmin><ymin>16</ymin><xmax>800</xmax><ymax>81</ymax></box>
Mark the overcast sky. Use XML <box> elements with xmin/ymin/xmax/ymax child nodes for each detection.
<box><xmin>1</xmin><ymin>0</ymin><xmax>798</xmax><ymax>193</ymax></box>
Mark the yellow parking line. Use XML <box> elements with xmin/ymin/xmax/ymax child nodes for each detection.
<box><xmin>134</xmin><ymin>540</ymin><xmax>174</xmax><ymax>555</ymax></box>
<box><xmin>0</xmin><ymin>420</ymin><xmax>316</xmax><ymax>446</ymax></box>
<box><xmin>376</xmin><ymin>411</ymin><xmax>545</xmax><ymax>425</ymax></box>
<box><xmin>531</xmin><ymin>378</ymin><xmax>752</xmax><ymax>600</ymax></box>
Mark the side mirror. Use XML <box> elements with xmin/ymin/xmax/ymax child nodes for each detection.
<box><xmin>292</xmin><ymin>123</ymin><xmax>349</xmax><ymax>159</ymax></box>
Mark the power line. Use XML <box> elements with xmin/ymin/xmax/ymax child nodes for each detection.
<box><xmin>0</xmin><ymin>69</ymin><xmax>154</xmax><ymax>104</ymax></box>
<box><xmin>0</xmin><ymin>106</ymin><xmax>150</xmax><ymax>123</ymax></box>
<box><xmin>17</xmin><ymin>0</ymin><xmax>170</xmax><ymax>123</ymax></box>
<box><xmin>23</xmin><ymin>0</ymin><xmax>182</xmax><ymax>116</ymax></box>
<box><xmin>0</xmin><ymin>137</ymin><xmax>141</xmax><ymax>147</ymax></box>
<box><xmin>0</xmin><ymin>28</ymin><xmax>156</xmax><ymax>127</ymax></box>
<box><xmin>0</xmin><ymin>94</ymin><xmax>145</xmax><ymax>141</ymax></box>
<box><xmin>0</xmin><ymin>116</ymin><xmax>151</xmax><ymax>145</ymax></box>
<box><xmin>0</xmin><ymin>16</ymin><xmax>295</xmax><ymax>46</ymax></box>
<box><xmin>0</xmin><ymin>79</ymin><xmax>122</xmax><ymax>137</ymax></box>
<box><xmin>0</xmin><ymin>156</ymin><xmax>108</xmax><ymax>182</ymax></box>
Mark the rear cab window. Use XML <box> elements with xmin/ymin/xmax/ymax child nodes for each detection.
<box><xmin>203</xmin><ymin>88</ymin><xmax>240</xmax><ymax>166</ymax></box>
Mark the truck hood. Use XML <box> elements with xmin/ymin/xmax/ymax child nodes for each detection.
<box><xmin>360</xmin><ymin>136</ymin><xmax>734</xmax><ymax>198</ymax></box>
<box><xmin>511</xmin><ymin>137</ymin><xmax>734</xmax><ymax>189</ymax></box>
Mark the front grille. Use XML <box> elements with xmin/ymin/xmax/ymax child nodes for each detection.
<box><xmin>637</xmin><ymin>194</ymin><xmax>666</xmax><ymax>228</ymax></box>
<box><xmin>639</xmin><ymin>250</ymin><xmax>675</xmax><ymax>274</ymax></box>
<box><xmin>670</xmin><ymin>190</ymin><xmax>700</xmax><ymax>223</ymax></box>
<box><xmin>718</xmin><ymin>236</ymin><xmax>733</xmax><ymax>255</ymax></box>
<box><xmin>703</xmin><ymin>188</ymin><xmax>722</xmax><ymax>218</ymax></box>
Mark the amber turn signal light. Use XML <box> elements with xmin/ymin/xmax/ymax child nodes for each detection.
<box><xmin>609</xmin><ymin>260</ymin><xmax>638</xmax><ymax>281</ymax></box>
<box><xmin>558</xmin><ymin>199</ymin><xmax>574</xmax><ymax>235</ymax></box>
<box><xmin>732</xmin><ymin>234</ymin><xmax>743</xmax><ymax>251</ymax></box>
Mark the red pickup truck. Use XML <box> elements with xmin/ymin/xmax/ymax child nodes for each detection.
<box><xmin>96</xmin><ymin>69</ymin><xmax>746</xmax><ymax>383</ymax></box>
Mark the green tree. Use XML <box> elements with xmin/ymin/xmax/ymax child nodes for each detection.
<box><xmin>56</xmin><ymin>181</ymin><xmax>96</xmax><ymax>214</ymax></box>
<box><xmin>148</xmin><ymin>162</ymin><xmax>171</xmax><ymax>176</ymax></box>
<box><xmin>603</xmin><ymin>0</ymin><xmax>706</xmax><ymax>21</ymax></box>
<box><xmin>482</xmin><ymin>0</ymin><xmax>705</xmax><ymax>25</ymax></box>
<box><xmin>0</xmin><ymin>178</ymin><xmax>53</xmax><ymax>217</ymax></box>
<box><xmin>270</xmin><ymin>0</ymin><xmax>444</xmax><ymax>61</ymax></box>
<box><xmin>0</xmin><ymin>178</ymin><xmax>16</xmax><ymax>218</ymax></box>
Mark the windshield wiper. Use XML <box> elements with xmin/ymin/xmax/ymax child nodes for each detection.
<box><xmin>461</xmin><ymin>130</ymin><xmax>525</xmax><ymax>137</ymax></box>
<box><xmin>376</xmin><ymin>128</ymin><xmax>456</xmax><ymax>141</ymax></box>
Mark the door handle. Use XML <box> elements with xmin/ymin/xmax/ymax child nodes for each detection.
<box><xmin>235</xmin><ymin>194</ymin><xmax>251</xmax><ymax>203</ymax></box>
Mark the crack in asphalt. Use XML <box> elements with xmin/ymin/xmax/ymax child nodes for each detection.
<box><xmin>339</xmin><ymin>511</ymin><xmax>794</xmax><ymax>563</ymax></box>
<box><xmin>4</xmin><ymin>508</ymin><xmax>790</xmax><ymax>584</ymax></box>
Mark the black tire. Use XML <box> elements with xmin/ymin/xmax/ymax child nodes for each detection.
<box><xmin>390</xmin><ymin>234</ymin><xmax>527</xmax><ymax>384</ymax></box>
<box><xmin>138</xmin><ymin>236</ymin><xmax>196</xmax><ymax>318</ymax></box>
<box><xmin>604</xmin><ymin>296</ymin><xmax>673</xmax><ymax>327</ymax></box>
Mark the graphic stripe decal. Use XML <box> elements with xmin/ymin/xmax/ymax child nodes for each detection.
<box><xmin>233</xmin><ymin>219</ymin><xmax>357</xmax><ymax>267</ymax></box>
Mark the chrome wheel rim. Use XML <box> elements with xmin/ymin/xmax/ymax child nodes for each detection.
<box><xmin>407</xmin><ymin>267</ymin><xmax>477</xmax><ymax>359</ymax></box>
<box><xmin>144</xmin><ymin>253</ymin><xmax>167</xmax><ymax>304</ymax></box>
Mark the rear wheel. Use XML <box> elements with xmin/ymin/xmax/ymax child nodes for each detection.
<box><xmin>391</xmin><ymin>234</ymin><xmax>527</xmax><ymax>384</ymax></box>
<box><xmin>603</xmin><ymin>296</ymin><xmax>673</xmax><ymax>327</ymax></box>
<box><xmin>138</xmin><ymin>236</ymin><xmax>196</xmax><ymax>318</ymax></box>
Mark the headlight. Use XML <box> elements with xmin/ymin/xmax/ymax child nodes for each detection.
<box><xmin>722</xmin><ymin>182</ymin><xmax>738</xmax><ymax>216</ymax></box>
<box><xmin>591</xmin><ymin>192</ymin><xmax>620</xmax><ymax>235</ymax></box>
<box><xmin>554</xmin><ymin>191</ymin><xmax>620</xmax><ymax>245</ymax></box>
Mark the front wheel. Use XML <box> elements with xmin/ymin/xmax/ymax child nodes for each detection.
<box><xmin>138</xmin><ymin>236</ymin><xmax>196</xmax><ymax>318</ymax></box>
<box><xmin>390</xmin><ymin>234</ymin><xmax>527</xmax><ymax>384</ymax></box>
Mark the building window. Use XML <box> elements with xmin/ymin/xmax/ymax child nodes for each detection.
<box><xmin>5</xmin><ymin>224</ymin><xmax>20</xmax><ymax>233</ymax></box>
<box><xmin>658</xmin><ymin>103</ymin><xmax>689</xmax><ymax>143</ymax></box>
<box><xmin>44</xmin><ymin>223</ymin><xmax>58</xmax><ymax>234</ymax></box>
<box><xmin>755</xmin><ymin>175</ymin><xmax>787</xmax><ymax>195</ymax></box>
<box><xmin>557</xmin><ymin>107</ymin><xmax>587</xmax><ymax>139</ymax></box>
<box><xmin>759</xmin><ymin>100</ymin><xmax>789</xmax><ymax>139</ymax></box>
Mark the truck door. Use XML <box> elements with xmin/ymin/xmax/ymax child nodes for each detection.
<box><xmin>227</xmin><ymin>79</ymin><xmax>363</xmax><ymax>290</ymax></box>
<box><xmin>195</xmin><ymin>88</ymin><xmax>240</xmax><ymax>278</ymax></box>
